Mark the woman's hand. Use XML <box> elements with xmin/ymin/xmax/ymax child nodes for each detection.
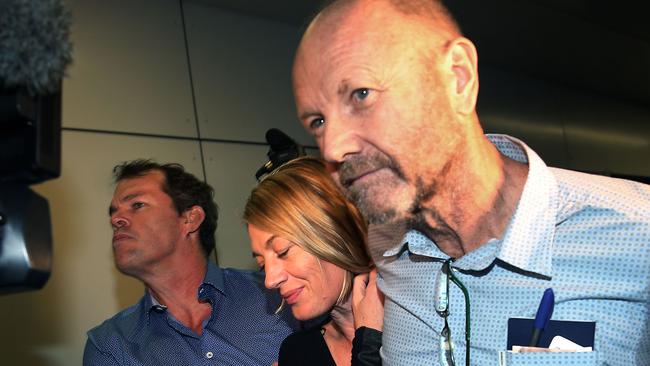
<box><xmin>351</xmin><ymin>268</ymin><xmax>385</xmax><ymax>331</ymax></box>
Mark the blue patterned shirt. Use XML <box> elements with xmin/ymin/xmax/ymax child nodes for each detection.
<box><xmin>372</xmin><ymin>134</ymin><xmax>650</xmax><ymax>365</ymax></box>
<box><xmin>83</xmin><ymin>262</ymin><xmax>300</xmax><ymax>366</ymax></box>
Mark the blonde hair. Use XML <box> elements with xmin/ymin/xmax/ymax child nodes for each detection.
<box><xmin>244</xmin><ymin>157</ymin><xmax>371</xmax><ymax>308</ymax></box>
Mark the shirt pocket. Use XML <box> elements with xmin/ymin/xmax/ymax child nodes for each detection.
<box><xmin>498</xmin><ymin>350</ymin><xmax>598</xmax><ymax>365</ymax></box>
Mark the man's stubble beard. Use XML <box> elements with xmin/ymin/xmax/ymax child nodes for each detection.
<box><xmin>338</xmin><ymin>152</ymin><xmax>404</xmax><ymax>225</ymax></box>
<box><xmin>345</xmin><ymin>171</ymin><xmax>443</xmax><ymax>228</ymax></box>
<box><xmin>342</xmin><ymin>157</ymin><xmax>462</xmax><ymax>253</ymax></box>
<box><xmin>346</xmin><ymin>179</ymin><xmax>399</xmax><ymax>225</ymax></box>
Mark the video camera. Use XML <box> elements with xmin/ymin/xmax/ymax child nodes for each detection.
<box><xmin>0</xmin><ymin>0</ymin><xmax>72</xmax><ymax>294</ymax></box>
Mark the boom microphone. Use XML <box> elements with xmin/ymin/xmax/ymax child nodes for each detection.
<box><xmin>0</xmin><ymin>0</ymin><xmax>73</xmax><ymax>183</ymax></box>
<box><xmin>0</xmin><ymin>0</ymin><xmax>73</xmax><ymax>95</ymax></box>
<box><xmin>0</xmin><ymin>0</ymin><xmax>73</xmax><ymax>294</ymax></box>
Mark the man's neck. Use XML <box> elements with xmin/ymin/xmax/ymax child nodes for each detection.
<box><xmin>417</xmin><ymin>133</ymin><xmax>528</xmax><ymax>258</ymax></box>
<box><xmin>145</xmin><ymin>255</ymin><xmax>212</xmax><ymax>335</ymax></box>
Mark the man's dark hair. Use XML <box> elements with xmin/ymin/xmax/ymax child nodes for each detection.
<box><xmin>112</xmin><ymin>159</ymin><xmax>218</xmax><ymax>258</ymax></box>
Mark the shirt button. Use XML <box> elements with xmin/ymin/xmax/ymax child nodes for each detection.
<box><xmin>205</xmin><ymin>351</ymin><xmax>213</xmax><ymax>359</ymax></box>
<box><xmin>153</xmin><ymin>305</ymin><xmax>166</xmax><ymax>312</ymax></box>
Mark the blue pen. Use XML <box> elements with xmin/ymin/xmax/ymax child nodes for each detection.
<box><xmin>529</xmin><ymin>288</ymin><xmax>554</xmax><ymax>347</ymax></box>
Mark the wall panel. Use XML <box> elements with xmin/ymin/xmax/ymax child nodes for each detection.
<box><xmin>559</xmin><ymin>91</ymin><xmax>650</xmax><ymax>176</ymax></box>
<box><xmin>479</xmin><ymin>66</ymin><xmax>569</xmax><ymax>167</ymax></box>
<box><xmin>202</xmin><ymin>141</ymin><xmax>268</xmax><ymax>270</ymax></box>
<box><xmin>184</xmin><ymin>1</ymin><xmax>313</xmax><ymax>146</ymax></box>
<box><xmin>63</xmin><ymin>0</ymin><xmax>197</xmax><ymax>137</ymax></box>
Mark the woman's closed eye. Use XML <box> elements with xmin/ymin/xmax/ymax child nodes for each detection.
<box><xmin>277</xmin><ymin>246</ymin><xmax>291</xmax><ymax>258</ymax></box>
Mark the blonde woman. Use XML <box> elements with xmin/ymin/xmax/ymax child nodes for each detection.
<box><xmin>244</xmin><ymin>157</ymin><xmax>383</xmax><ymax>366</ymax></box>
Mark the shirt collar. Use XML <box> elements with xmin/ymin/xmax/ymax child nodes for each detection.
<box><xmin>490</xmin><ymin>134</ymin><xmax>558</xmax><ymax>278</ymax></box>
<box><xmin>381</xmin><ymin>134</ymin><xmax>558</xmax><ymax>278</ymax></box>
<box><xmin>145</xmin><ymin>261</ymin><xmax>226</xmax><ymax>318</ymax></box>
<box><xmin>201</xmin><ymin>260</ymin><xmax>226</xmax><ymax>295</ymax></box>
<box><xmin>383</xmin><ymin>230</ymin><xmax>502</xmax><ymax>270</ymax></box>
<box><xmin>144</xmin><ymin>290</ymin><xmax>164</xmax><ymax>315</ymax></box>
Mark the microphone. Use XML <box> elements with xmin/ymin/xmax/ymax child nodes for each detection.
<box><xmin>0</xmin><ymin>0</ymin><xmax>73</xmax><ymax>183</ymax></box>
<box><xmin>0</xmin><ymin>0</ymin><xmax>73</xmax><ymax>294</ymax></box>
<box><xmin>0</xmin><ymin>0</ymin><xmax>73</xmax><ymax>96</ymax></box>
<box><xmin>255</xmin><ymin>128</ymin><xmax>306</xmax><ymax>181</ymax></box>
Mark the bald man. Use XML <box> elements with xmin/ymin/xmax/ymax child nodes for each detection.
<box><xmin>292</xmin><ymin>0</ymin><xmax>650</xmax><ymax>365</ymax></box>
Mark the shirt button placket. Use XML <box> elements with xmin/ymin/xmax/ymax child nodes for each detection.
<box><xmin>205</xmin><ymin>351</ymin><xmax>213</xmax><ymax>359</ymax></box>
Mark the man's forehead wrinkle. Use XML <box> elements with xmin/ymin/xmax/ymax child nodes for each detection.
<box><xmin>294</xmin><ymin>0</ymin><xmax>407</xmax><ymax>110</ymax></box>
<box><xmin>307</xmin><ymin>4</ymin><xmax>421</xmax><ymax>63</ymax></box>
<box><xmin>337</xmin><ymin>80</ymin><xmax>350</xmax><ymax>96</ymax></box>
<box><xmin>122</xmin><ymin>192</ymin><xmax>143</xmax><ymax>202</ymax></box>
<box><xmin>293</xmin><ymin>63</ymin><xmax>330</xmax><ymax>118</ymax></box>
<box><xmin>109</xmin><ymin>188</ymin><xmax>139</xmax><ymax>216</ymax></box>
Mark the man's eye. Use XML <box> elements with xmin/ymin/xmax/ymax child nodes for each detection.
<box><xmin>132</xmin><ymin>202</ymin><xmax>145</xmax><ymax>209</ymax></box>
<box><xmin>352</xmin><ymin>88</ymin><xmax>370</xmax><ymax>101</ymax></box>
<box><xmin>309</xmin><ymin>117</ymin><xmax>325</xmax><ymax>130</ymax></box>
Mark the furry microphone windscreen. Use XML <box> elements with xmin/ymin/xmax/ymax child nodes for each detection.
<box><xmin>0</xmin><ymin>0</ymin><xmax>73</xmax><ymax>96</ymax></box>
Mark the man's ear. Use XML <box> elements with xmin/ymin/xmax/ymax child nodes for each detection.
<box><xmin>443</xmin><ymin>37</ymin><xmax>479</xmax><ymax>116</ymax></box>
<box><xmin>182</xmin><ymin>205</ymin><xmax>205</xmax><ymax>234</ymax></box>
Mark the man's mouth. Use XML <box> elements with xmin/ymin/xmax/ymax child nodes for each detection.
<box><xmin>338</xmin><ymin>153</ymin><xmax>399</xmax><ymax>189</ymax></box>
<box><xmin>341</xmin><ymin>168</ymin><xmax>383</xmax><ymax>188</ymax></box>
<box><xmin>112</xmin><ymin>233</ymin><xmax>133</xmax><ymax>244</ymax></box>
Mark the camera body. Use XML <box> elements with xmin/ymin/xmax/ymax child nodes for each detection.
<box><xmin>0</xmin><ymin>87</ymin><xmax>60</xmax><ymax>294</ymax></box>
<box><xmin>0</xmin><ymin>183</ymin><xmax>52</xmax><ymax>294</ymax></box>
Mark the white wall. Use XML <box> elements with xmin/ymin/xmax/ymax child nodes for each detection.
<box><xmin>0</xmin><ymin>0</ymin><xmax>309</xmax><ymax>364</ymax></box>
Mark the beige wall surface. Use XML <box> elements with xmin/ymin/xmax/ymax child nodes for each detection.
<box><xmin>203</xmin><ymin>141</ymin><xmax>269</xmax><ymax>269</ymax></box>
<box><xmin>184</xmin><ymin>2</ymin><xmax>313</xmax><ymax>145</ymax></box>
<box><xmin>63</xmin><ymin>0</ymin><xmax>197</xmax><ymax>137</ymax></box>
<box><xmin>0</xmin><ymin>0</ymin><xmax>306</xmax><ymax>365</ymax></box>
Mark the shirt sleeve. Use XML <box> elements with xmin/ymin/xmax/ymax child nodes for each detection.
<box><xmin>83</xmin><ymin>338</ymin><xmax>120</xmax><ymax>366</ymax></box>
<box><xmin>351</xmin><ymin>327</ymin><xmax>382</xmax><ymax>366</ymax></box>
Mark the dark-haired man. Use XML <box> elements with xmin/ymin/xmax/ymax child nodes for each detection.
<box><xmin>292</xmin><ymin>0</ymin><xmax>650</xmax><ymax>365</ymax></box>
<box><xmin>83</xmin><ymin>160</ymin><xmax>299</xmax><ymax>366</ymax></box>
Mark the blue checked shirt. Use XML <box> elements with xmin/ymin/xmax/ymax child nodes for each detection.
<box><xmin>83</xmin><ymin>262</ymin><xmax>300</xmax><ymax>366</ymax></box>
<box><xmin>371</xmin><ymin>134</ymin><xmax>650</xmax><ymax>365</ymax></box>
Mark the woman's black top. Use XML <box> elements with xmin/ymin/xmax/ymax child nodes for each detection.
<box><xmin>278</xmin><ymin>326</ymin><xmax>382</xmax><ymax>366</ymax></box>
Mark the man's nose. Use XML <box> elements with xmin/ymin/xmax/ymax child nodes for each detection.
<box><xmin>110</xmin><ymin>213</ymin><xmax>128</xmax><ymax>229</ymax></box>
<box><xmin>319</xmin><ymin>116</ymin><xmax>360</xmax><ymax>163</ymax></box>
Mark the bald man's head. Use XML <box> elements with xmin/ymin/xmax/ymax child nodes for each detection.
<box><xmin>311</xmin><ymin>0</ymin><xmax>462</xmax><ymax>41</ymax></box>
<box><xmin>291</xmin><ymin>0</ymin><xmax>481</xmax><ymax>225</ymax></box>
<box><xmin>295</xmin><ymin>0</ymin><xmax>463</xmax><ymax>95</ymax></box>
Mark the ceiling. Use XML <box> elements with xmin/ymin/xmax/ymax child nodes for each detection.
<box><xmin>200</xmin><ymin>0</ymin><xmax>650</xmax><ymax>106</ymax></box>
